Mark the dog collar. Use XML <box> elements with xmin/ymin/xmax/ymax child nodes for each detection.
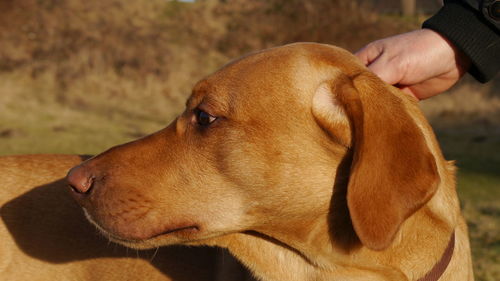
<box><xmin>417</xmin><ymin>231</ymin><xmax>455</xmax><ymax>281</ymax></box>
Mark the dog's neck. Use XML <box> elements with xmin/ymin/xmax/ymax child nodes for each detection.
<box><xmin>212</xmin><ymin>173</ymin><xmax>459</xmax><ymax>281</ymax></box>
<box><xmin>221</xmin><ymin>213</ymin><xmax>454</xmax><ymax>281</ymax></box>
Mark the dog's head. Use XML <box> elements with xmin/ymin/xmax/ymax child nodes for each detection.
<box><xmin>67</xmin><ymin>43</ymin><xmax>439</xmax><ymax>251</ymax></box>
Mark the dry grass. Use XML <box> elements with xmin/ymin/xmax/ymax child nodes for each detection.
<box><xmin>0</xmin><ymin>0</ymin><xmax>418</xmax><ymax>119</ymax></box>
<box><xmin>0</xmin><ymin>0</ymin><xmax>422</xmax><ymax>152</ymax></box>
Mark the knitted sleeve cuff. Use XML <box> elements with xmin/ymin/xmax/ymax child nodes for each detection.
<box><xmin>423</xmin><ymin>1</ymin><xmax>500</xmax><ymax>83</ymax></box>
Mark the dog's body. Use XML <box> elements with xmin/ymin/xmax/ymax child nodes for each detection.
<box><xmin>0</xmin><ymin>43</ymin><xmax>473</xmax><ymax>281</ymax></box>
<box><xmin>0</xmin><ymin>154</ymin><xmax>253</xmax><ymax>281</ymax></box>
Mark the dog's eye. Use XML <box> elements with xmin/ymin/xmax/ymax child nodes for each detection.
<box><xmin>195</xmin><ymin>110</ymin><xmax>217</xmax><ymax>126</ymax></box>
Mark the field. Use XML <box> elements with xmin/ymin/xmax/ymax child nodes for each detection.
<box><xmin>0</xmin><ymin>0</ymin><xmax>498</xmax><ymax>280</ymax></box>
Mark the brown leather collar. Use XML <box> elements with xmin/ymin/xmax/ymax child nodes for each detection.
<box><xmin>417</xmin><ymin>231</ymin><xmax>455</xmax><ymax>281</ymax></box>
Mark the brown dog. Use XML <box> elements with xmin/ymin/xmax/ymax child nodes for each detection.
<box><xmin>1</xmin><ymin>43</ymin><xmax>473</xmax><ymax>281</ymax></box>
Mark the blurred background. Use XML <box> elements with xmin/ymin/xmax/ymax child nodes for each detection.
<box><xmin>0</xmin><ymin>0</ymin><xmax>498</xmax><ymax>279</ymax></box>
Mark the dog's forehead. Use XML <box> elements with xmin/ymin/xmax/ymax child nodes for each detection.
<box><xmin>188</xmin><ymin>43</ymin><xmax>364</xmax><ymax>117</ymax></box>
<box><xmin>189</xmin><ymin>45</ymin><xmax>316</xmax><ymax>110</ymax></box>
<box><xmin>199</xmin><ymin>49</ymin><xmax>299</xmax><ymax>87</ymax></box>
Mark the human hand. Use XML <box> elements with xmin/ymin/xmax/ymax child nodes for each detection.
<box><xmin>355</xmin><ymin>29</ymin><xmax>471</xmax><ymax>100</ymax></box>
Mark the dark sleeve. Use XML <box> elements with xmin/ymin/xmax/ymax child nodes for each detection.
<box><xmin>422</xmin><ymin>0</ymin><xmax>500</xmax><ymax>83</ymax></box>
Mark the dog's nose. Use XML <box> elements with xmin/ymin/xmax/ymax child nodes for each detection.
<box><xmin>66</xmin><ymin>165</ymin><xmax>95</xmax><ymax>194</ymax></box>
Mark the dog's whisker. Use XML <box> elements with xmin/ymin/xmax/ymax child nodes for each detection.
<box><xmin>149</xmin><ymin>246</ymin><xmax>160</xmax><ymax>262</ymax></box>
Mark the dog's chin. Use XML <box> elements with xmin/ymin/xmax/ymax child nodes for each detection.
<box><xmin>82</xmin><ymin>208</ymin><xmax>200</xmax><ymax>249</ymax></box>
<box><xmin>106</xmin><ymin>233</ymin><xmax>168</xmax><ymax>250</ymax></box>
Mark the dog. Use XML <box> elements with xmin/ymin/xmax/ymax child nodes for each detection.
<box><xmin>1</xmin><ymin>43</ymin><xmax>473</xmax><ymax>281</ymax></box>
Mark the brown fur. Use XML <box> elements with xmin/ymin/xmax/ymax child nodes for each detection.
<box><xmin>1</xmin><ymin>43</ymin><xmax>473</xmax><ymax>281</ymax></box>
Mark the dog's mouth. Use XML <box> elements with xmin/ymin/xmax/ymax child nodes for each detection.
<box><xmin>82</xmin><ymin>208</ymin><xmax>200</xmax><ymax>248</ymax></box>
<box><xmin>151</xmin><ymin>225</ymin><xmax>200</xmax><ymax>238</ymax></box>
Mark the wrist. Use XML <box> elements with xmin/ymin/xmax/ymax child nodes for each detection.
<box><xmin>423</xmin><ymin>1</ymin><xmax>500</xmax><ymax>82</ymax></box>
<box><xmin>421</xmin><ymin>28</ymin><xmax>471</xmax><ymax>77</ymax></box>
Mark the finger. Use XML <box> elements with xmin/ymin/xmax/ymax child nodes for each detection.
<box><xmin>399</xmin><ymin>80</ymin><xmax>449</xmax><ymax>100</ymax></box>
<box><xmin>365</xmin><ymin>56</ymin><xmax>402</xmax><ymax>86</ymax></box>
<box><xmin>399</xmin><ymin>80</ymin><xmax>452</xmax><ymax>100</ymax></box>
<box><xmin>398</xmin><ymin>86</ymin><xmax>420</xmax><ymax>100</ymax></box>
<box><xmin>355</xmin><ymin>43</ymin><xmax>383</xmax><ymax>66</ymax></box>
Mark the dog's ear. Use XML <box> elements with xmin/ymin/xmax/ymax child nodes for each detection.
<box><xmin>312</xmin><ymin>70</ymin><xmax>439</xmax><ymax>251</ymax></box>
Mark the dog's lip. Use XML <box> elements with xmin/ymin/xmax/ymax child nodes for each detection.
<box><xmin>83</xmin><ymin>208</ymin><xmax>200</xmax><ymax>243</ymax></box>
<box><xmin>107</xmin><ymin>225</ymin><xmax>200</xmax><ymax>244</ymax></box>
